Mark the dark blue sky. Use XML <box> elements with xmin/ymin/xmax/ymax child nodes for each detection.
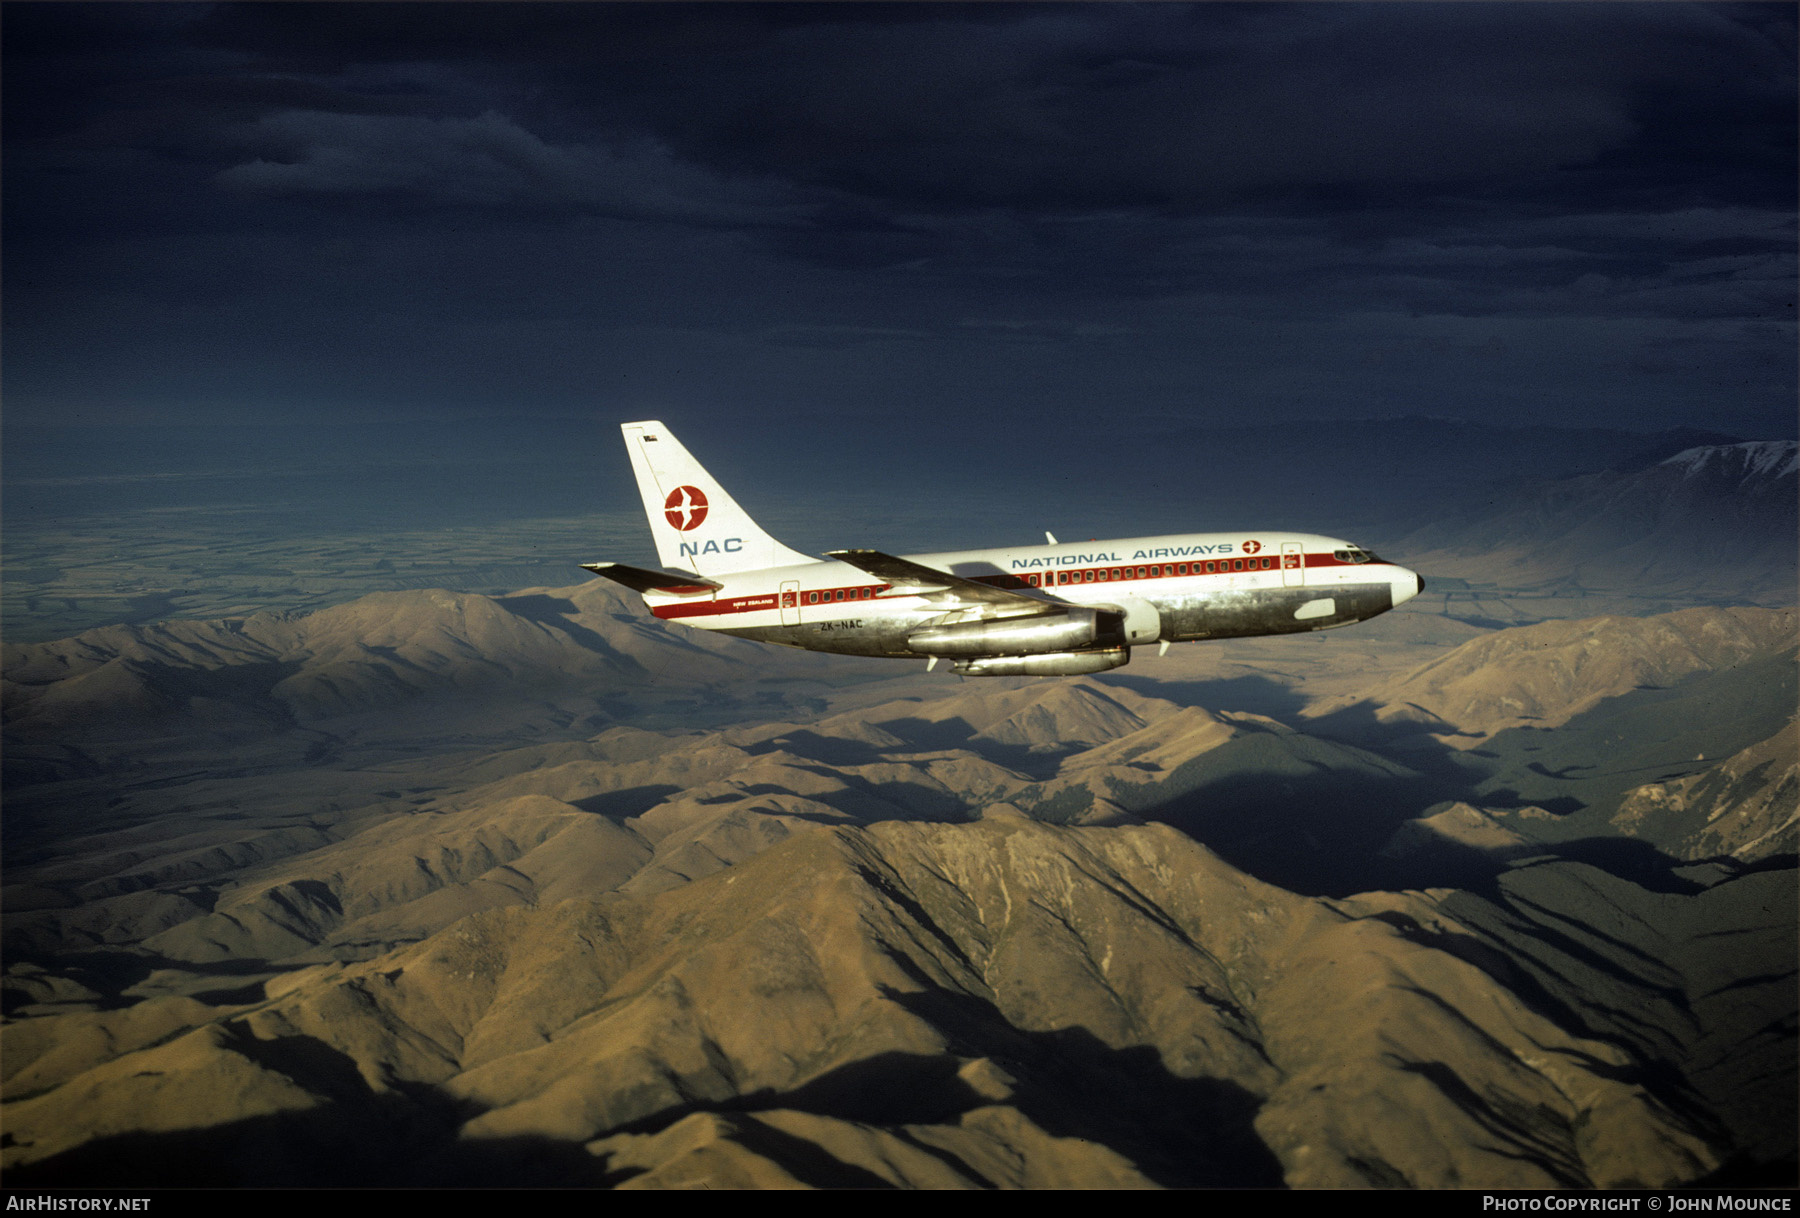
<box><xmin>5</xmin><ymin>2</ymin><xmax>1796</xmax><ymax>443</ymax></box>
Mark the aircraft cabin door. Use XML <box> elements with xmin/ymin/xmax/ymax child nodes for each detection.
<box><xmin>780</xmin><ymin>581</ymin><xmax>800</xmax><ymax>626</ymax></box>
<box><xmin>1281</xmin><ymin>542</ymin><xmax>1304</xmax><ymax>587</ymax></box>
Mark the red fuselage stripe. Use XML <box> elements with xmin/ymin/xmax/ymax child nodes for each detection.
<box><xmin>649</xmin><ymin>550</ymin><xmax>1382</xmax><ymax>620</ymax></box>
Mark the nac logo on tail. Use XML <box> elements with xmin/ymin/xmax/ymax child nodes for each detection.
<box><xmin>664</xmin><ymin>486</ymin><xmax>709</xmax><ymax>531</ymax></box>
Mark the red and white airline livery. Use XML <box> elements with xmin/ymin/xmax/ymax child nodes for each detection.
<box><xmin>585</xmin><ymin>421</ymin><xmax>1425</xmax><ymax>676</ymax></box>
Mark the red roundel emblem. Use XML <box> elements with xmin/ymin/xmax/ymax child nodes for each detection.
<box><xmin>663</xmin><ymin>486</ymin><xmax>709</xmax><ymax>531</ymax></box>
<box><xmin>1242</xmin><ymin>539</ymin><xmax>1263</xmax><ymax>554</ymax></box>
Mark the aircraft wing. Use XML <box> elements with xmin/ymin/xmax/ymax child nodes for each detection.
<box><xmin>826</xmin><ymin>549</ymin><xmax>1050</xmax><ymax>610</ymax></box>
<box><xmin>581</xmin><ymin>561</ymin><xmax>722</xmax><ymax>595</ymax></box>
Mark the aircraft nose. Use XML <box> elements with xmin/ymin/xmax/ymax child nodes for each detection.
<box><xmin>1391</xmin><ymin>567</ymin><xmax>1423</xmax><ymax>607</ymax></box>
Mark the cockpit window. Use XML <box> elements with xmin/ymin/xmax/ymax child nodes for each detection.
<box><xmin>1333</xmin><ymin>547</ymin><xmax>1379</xmax><ymax>564</ymax></box>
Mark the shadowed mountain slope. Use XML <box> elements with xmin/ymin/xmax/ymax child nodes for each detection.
<box><xmin>0</xmin><ymin>820</ymin><xmax>1733</xmax><ymax>1189</ymax></box>
<box><xmin>1610</xmin><ymin>716</ymin><xmax>1798</xmax><ymax>863</ymax></box>
<box><xmin>1306</xmin><ymin>606</ymin><xmax>1796</xmax><ymax>742</ymax></box>
<box><xmin>4</xmin><ymin>676</ymin><xmax>1418</xmax><ymax>963</ymax></box>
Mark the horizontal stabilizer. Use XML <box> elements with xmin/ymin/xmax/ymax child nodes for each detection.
<box><xmin>581</xmin><ymin>561</ymin><xmax>721</xmax><ymax>595</ymax></box>
<box><xmin>826</xmin><ymin>549</ymin><xmax>1049</xmax><ymax>610</ymax></box>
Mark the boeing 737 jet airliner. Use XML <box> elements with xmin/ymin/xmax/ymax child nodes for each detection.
<box><xmin>585</xmin><ymin>421</ymin><xmax>1424</xmax><ymax>676</ymax></box>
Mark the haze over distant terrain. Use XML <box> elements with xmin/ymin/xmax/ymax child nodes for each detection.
<box><xmin>3</xmin><ymin>1</ymin><xmax>1795</xmax><ymax>1193</ymax></box>
<box><xmin>4</xmin><ymin>420</ymin><xmax>1787</xmax><ymax>644</ymax></box>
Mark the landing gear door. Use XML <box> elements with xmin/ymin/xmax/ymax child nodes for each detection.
<box><xmin>1282</xmin><ymin>542</ymin><xmax>1304</xmax><ymax>587</ymax></box>
<box><xmin>780</xmin><ymin>581</ymin><xmax>800</xmax><ymax>626</ymax></box>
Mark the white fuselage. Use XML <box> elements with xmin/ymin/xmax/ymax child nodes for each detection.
<box><xmin>646</xmin><ymin>529</ymin><xmax>1421</xmax><ymax>659</ymax></box>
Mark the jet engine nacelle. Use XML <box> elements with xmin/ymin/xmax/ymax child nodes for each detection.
<box><xmin>952</xmin><ymin>648</ymin><xmax>1130</xmax><ymax>677</ymax></box>
<box><xmin>907</xmin><ymin>608</ymin><xmax>1122</xmax><ymax>657</ymax></box>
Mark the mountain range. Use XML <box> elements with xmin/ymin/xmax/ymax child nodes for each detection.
<box><xmin>1</xmin><ymin>437</ymin><xmax>1793</xmax><ymax>1189</ymax></box>
<box><xmin>3</xmin><ymin>570</ymin><xmax>1793</xmax><ymax>1187</ymax></box>
<box><xmin>1392</xmin><ymin>441</ymin><xmax>1797</xmax><ymax>604</ymax></box>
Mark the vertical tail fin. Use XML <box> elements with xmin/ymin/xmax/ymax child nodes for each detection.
<box><xmin>620</xmin><ymin>421</ymin><xmax>816</xmax><ymax>575</ymax></box>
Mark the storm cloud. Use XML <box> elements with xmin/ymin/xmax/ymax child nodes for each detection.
<box><xmin>4</xmin><ymin>2</ymin><xmax>1794</xmax><ymax>438</ymax></box>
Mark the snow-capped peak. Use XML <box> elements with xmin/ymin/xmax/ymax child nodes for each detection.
<box><xmin>1660</xmin><ymin>440</ymin><xmax>1798</xmax><ymax>481</ymax></box>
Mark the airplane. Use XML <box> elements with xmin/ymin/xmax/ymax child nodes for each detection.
<box><xmin>585</xmin><ymin>421</ymin><xmax>1424</xmax><ymax>676</ymax></box>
